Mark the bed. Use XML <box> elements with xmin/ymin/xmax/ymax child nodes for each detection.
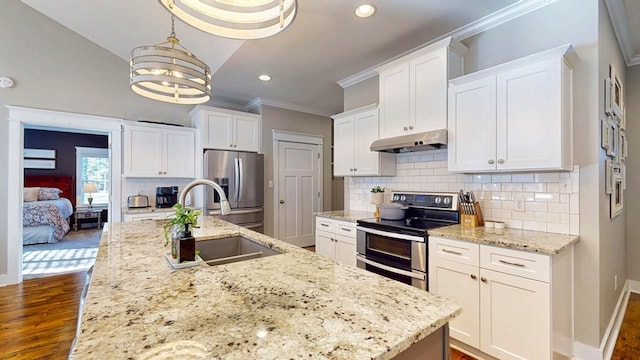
<box><xmin>23</xmin><ymin>175</ymin><xmax>75</xmax><ymax>245</ymax></box>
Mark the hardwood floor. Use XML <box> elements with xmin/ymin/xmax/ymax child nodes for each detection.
<box><xmin>0</xmin><ymin>271</ymin><xmax>85</xmax><ymax>359</ymax></box>
<box><xmin>612</xmin><ymin>292</ymin><xmax>640</xmax><ymax>360</ymax></box>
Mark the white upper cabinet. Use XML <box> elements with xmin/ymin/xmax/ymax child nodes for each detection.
<box><xmin>190</xmin><ymin>105</ymin><xmax>261</xmax><ymax>152</ymax></box>
<box><xmin>377</xmin><ymin>37</ymin><xmax>467</xmax><ymax>138</ymax></box>
<box><xmin>123</xmin><ymin>122</ymin><xmax>196</xmax><ymax>178</ymax></box>
<box><xmin>332</xmin><ymin>104</ymin><xmax>395</xmax><ymax>177</ymax></box>
<box><xmin>448</xmin><ymin>45</ymin><xmax>575</xmax><ymax>173</ymax></box>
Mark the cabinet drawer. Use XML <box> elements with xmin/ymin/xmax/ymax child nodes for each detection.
<box><xmin>125</xmin><ymin>212</ymin><xmax>166</xmax><ymax>222</ymax></box>
<box><xmin>480</xmin><ymin>245</ymin><xmax>550</xmax><ymax>282</ymax></box>
<box><xmin>335</xmin><ymin>221</ymin><xmax>356</xmax><ymax>237</ymax></box>
<box><xmin>316</xmin><ymin>217</ymin><xmax>336</xmax><ymax>232</ymax></box>
<box><xmin>429</xmin><ymin>236</ymin><xmax>479</xmax><ymax>266</ymax></box>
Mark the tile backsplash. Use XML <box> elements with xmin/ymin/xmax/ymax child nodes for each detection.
<box><xmin>349</xmin><ymin>150</ymin><xmax>579</xmax><ymax>235</ymax></box>
<box><xmin>122</xmin><ymin>178</ymin><xmax>194</xmax><ymax>208</ymax></box>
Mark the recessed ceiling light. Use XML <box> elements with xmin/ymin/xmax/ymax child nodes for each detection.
<box><xmin>355</xmin><ymin>4</ymin><xmax>376</xmax><ymax>18</ymax></box>
<box><xmin>259</xmin><ymin>74</ymin><xmax>272</xmax><ymax>81</ymax></box>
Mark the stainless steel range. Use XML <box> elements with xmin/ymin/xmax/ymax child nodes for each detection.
<box><xmin>356</xmin><ymin>191</ymin><xmax>460</xmax><ymax>290</ymax></box>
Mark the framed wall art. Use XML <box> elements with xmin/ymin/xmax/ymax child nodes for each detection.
<box><xmin>611</xmin><ymin>172</ymin><xmax>624</xmax><ymax>219</ymax></box>
<box><xmin>604</xmin><ymin>77</ymin><xmax>613</xmax><ymax>116</ymax></box>
<box><xmin>605</xmin><ymin>159</ymin><xmax>613</xmax><ymax>194</ymax></box>
<box><xmin>602</xmin><ymin>117</ymin><xmax>615</xmax><ymax>154</ymax></box>
<box><xmin>610</xmin><ymin>64</ymin><xmax>624</xmax><ymax>117</ymax></box>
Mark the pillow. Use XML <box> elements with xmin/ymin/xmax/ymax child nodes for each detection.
<box><xmin>23</xmin><ymin>187</ymin><xmax>40</xmax><ymax>202</ymax></box>
<box><xmin>38</xmin><ymin>187</ymin><xmax>62</xmax><ymax>201</ymax></box>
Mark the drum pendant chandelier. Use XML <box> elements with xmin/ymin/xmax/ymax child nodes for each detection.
<box><xmin>158</xmin><ymin>0</ymin><xmax>298</xmax><ymax>40</ymax></box>
<box><xmin>130</xmin><ymin>16</ymin><xmax>211</xmax><ymax>104</ymax></box>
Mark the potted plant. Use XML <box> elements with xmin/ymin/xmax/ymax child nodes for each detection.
<box><xmin>164</xmin><ymin>203</ymin><xmax>201</xmax><ymax>262</ymax></box>
<box><xmin>371</xmin><ymin>186</ymin><xmax>385</xmax><ymax>205</ymax></box>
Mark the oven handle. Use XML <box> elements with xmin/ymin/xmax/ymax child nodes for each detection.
<box><xmin>356</xmin><ymin>255</ymin><xmax>426</xmax><ymax>280</ymax></box>
<box><xmin>356</xmin><ymin>226</ymin><xmax>425</xmax><ymax>242</ymax></box>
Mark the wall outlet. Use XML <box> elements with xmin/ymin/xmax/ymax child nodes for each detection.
<box><xmin>614</xmin><ymin>275</ymin><xmax>618</xmax><ymax>291</ymax></box>
<box><xmin>514</xmin><ymin>196</ymin><xmax>525</xmax><ymax>212</ymax></box>
<box><xmin>268</xmin><ymin>180</ymin><xmax>273</xmax><ymax>188</ymax></box>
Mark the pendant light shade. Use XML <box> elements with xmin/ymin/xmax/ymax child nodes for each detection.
<box><xmin>158</xmin><ymin>0</ymin><xmax>298</xmax><ymax>40</ymax></box>
<box><xmin>130</xmin><ymin>16</ymin><xmax>211</xmax><ymax>104</ymax></box>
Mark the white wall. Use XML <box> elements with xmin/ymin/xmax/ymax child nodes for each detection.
<box><xmin>0</xmin><ymin>0</ymin><xmax>193</xmax><ymax>284</ymax></box>
<box><xmin>626</xmin><ymin>66</ymin><xmax>640</xmax><ymax>280</ymax></box>
<box><xmin>597</xmin><ymin>0</ymin><xmax>627</xmax><ymax>342</ymax></box>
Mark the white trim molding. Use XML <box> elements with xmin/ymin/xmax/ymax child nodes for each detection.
<box><xmin>337</xmin><ymin>0</ymin><xmax>558</xmax><ymax>88</ymax></box>
<box><xmin>272</xmin><ymin>129</ymin><xmax>324</xmax><ymax>145</ymax></box>
<box><xmin>245</xmin><ymin>98</ymin><xmax>333</xmax><ymax>118</ymax></box>
<box><xmin>605</xmin><ymin>0</ymin><xmax>640</xmax><ymax>66</ymax></box>
<box><xmin>2</xmin><ymin>106</ymin><xmax>123</xmax><ymax>286</ymax></box>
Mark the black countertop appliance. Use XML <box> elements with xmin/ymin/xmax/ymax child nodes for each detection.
<box><xmin>156</xmin><ymin>186</ymin><xmax>178</xmax><ymax>208</ymax></box>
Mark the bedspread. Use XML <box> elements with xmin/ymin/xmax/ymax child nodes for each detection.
<box><xmin>23</xmin><ymin>199</ymin><xmax>72</xmax><ymax>241</ymax></box>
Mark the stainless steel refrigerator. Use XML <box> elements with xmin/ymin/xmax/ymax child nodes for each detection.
<box><xmin>204</xmin><ymin>150</ymin><xmax>264</xmax><ymax>233</ymax></box>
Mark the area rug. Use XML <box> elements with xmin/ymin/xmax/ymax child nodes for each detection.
<box><xmin>22</xmin><ymin>228</ymin><xmax>103</xmax><ymax>279</ymax></box>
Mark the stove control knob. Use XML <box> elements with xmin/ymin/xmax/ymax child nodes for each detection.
<box><xmin>400</xmin><ymin>195</ymin><xmax>406</xmax><ymax>201</ymax></box>
<box><xmin>434</xmin><ymin>197</ymin><xmax>442</xmax><ymax>205</ymax></box>
<box><xmin>393</xmin><ymin>195</ymin><xmax>400</xmax><ymax>201</ymax></box>
<box><xmin>443</xmin><ymin>197</ymin><xmax>452</xmax><ymax>206</ymax></box>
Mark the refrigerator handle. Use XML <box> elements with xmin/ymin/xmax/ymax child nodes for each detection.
<box><xmin>238</xmin><ymin>157</ymin><xmax>244</xmax><ymax>203</ymax></box>
<box><xmin>234</xmin><ymin>158</ymin><xmax>240</xmax><ymax>202</ymax></box>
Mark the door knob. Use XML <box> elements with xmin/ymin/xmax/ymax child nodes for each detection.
<box><xmin>279</xmin><ymin>200</ymin><xmax>285</xmax><ymax>204</ymax></box>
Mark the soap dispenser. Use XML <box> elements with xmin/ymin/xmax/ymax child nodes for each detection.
<box><xmin>178</xmin><ymin>224</ymin><xmax>196</xmax><ymax>263</ymax></box>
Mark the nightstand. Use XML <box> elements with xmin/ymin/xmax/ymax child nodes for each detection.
<box><xmin>74</xmin><ymin>209</ymin><xmax>102</xmax><ymax>231</ymax></box>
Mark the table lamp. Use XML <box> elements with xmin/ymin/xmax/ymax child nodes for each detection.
<box><xmin>83</xmin><ymin>182</ymin><xmax>98</xmax><ymax>208</ymax></box>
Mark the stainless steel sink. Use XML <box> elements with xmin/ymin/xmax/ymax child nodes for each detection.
<box><xmin>196</xmin><ymin>236</ymin><xmax>282</xmax><ymax>266</ymax></box>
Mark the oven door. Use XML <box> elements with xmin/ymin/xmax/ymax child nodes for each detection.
<box><xmin>356</xmin><ymin>226</ymin><xmax>427</xmax><ymax>290</ymax></box>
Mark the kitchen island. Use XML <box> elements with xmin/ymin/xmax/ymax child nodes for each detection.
<box><xmin>71</xmin><ymin>218</ymin><xmax>460</xmax><ymax>359</ymax></box>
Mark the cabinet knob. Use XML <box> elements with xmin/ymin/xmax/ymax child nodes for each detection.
<box><xmin>158</xmin><ymin>171</ymin><xmax>162</xmax><ymax>174</ymax></box>
<box><xmin>279</xmin><ymin>200</ymin><xmax>285</xmax><ymax>204</ymax></box>
<box><xmin>470</xmin><ymin>274</ymin><xmax>477</xmax><ymax>280</ymax></box>
<box><xmin>349</xmin><ymin>168</ymin><xmax>353</xmax><ymax>172</ymax></box>
<box><xmin>497</xmin><ymin>159</ymin><xmax>505</xmax><ymax>164</ymax></box>
<box><xmin>488</xmin><ymin>159</ymin><xmax>495</xmax><ymax>165</ymax></box>
<box><xmin>404</xmin><ymin>126</ymin><xmax>408</xmax><ymax>131</ymax></box>
<box><xmin>481</xmin><ymin>277</ymin><xmax>487</xmax><ymax>283</ymax></box>
<box><xmin>353</xmin><ymin>168</ymin><xmax>357</xmax><ymax>171</ymax></box>
<box><xmin>409</xmin><ymin>125</ymin><xmax>414</xmax><ymax>130</ymax></box>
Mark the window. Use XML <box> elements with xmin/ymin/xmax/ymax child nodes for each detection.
<box><xmin>76</xmin><ymin>147</ymin><xmax>110</xmax><ymax>207</ymax></box>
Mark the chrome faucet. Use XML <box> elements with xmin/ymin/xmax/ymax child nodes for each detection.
<box><xmin>179</xmin><ymin>179</ymin><xmax>231</xmax><ymax>215</ymax></box>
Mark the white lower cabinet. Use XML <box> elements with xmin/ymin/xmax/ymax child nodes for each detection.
<box><xmin>429</xmin><ymin>236</ymin><xmax>572</xmax><ymax>360</ymax></box>
<box><xmin>315</xmin><ymin>217</ymin><xmax>356</xmax><ymax>266</ymax></box>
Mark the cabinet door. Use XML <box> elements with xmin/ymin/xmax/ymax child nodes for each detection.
<box><xmin>411</xmin><ymin>50</ymin><xmax>447</xmax><ymax>132</ymax></box>
<box><xmin>379</xmin><ymin>63</ymin><xmax>410</xmax><ymax>138</ymax></box>
<box><xmin>164</xmin><ymin>129</ymin><xmax>196</xmax><ymax>178</ymax></box>
<box><xmin>480</xmin><ymin>268</ymin><xmax>550</xmax><ymax>360</ymax></box>
<box><xmin>234</xmin><ymin>115</ymin><xmax>260</xmax><ymax>152</ymax></box>
<box><xmin>124</xmin><ymin>126</ymin><xmax>163</xmax><ymax>177</ymax></box>
<box><xmin>496</xmin><ymin>59</ymin><xmax>563</xmax><ymax>171</ymax></box>
<box><xmin>335</xmin><ymin>233</ymin><xmax>356</xmax><ymax>267</ymax></box>
<box><xmin>333</xmin><ymin>116</ymin><xmax>355</xmax><ymax>176</ymax></box>
<box><xmin>206</xmin><ymin>112</ymin><xmax>234</xmax><ymax>150</ymax></box>
<box><xmin>315</xmin><ymin>229</ymin><xmax>336</xmax><ymax>260</ymax></box>
<box><xmin>353</xmin><ymin>109</ymin><xmax>380</xmax><ymax>176</ymax></box>
<box><xmin>429</xmin><ymin>257</ymin><xmax>480</xmax><ymax>347</ymax></box>
<box><xmin>448</xmin><ymin>76</ymin><xmax>497</xmax><ymax>173</ymax></box>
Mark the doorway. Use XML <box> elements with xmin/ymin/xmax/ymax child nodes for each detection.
<box><xmin>272</xmin><ymin>131</ymin><xmax>323</xmax><ymax>247</ymax></box>
<box><xmin>4</xmin><ymin>106</ymin><xmax>122</xmax><ymax>286</ymax></box>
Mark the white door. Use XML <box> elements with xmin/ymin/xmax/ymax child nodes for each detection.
<box><xmin>480</xmin><ymin>268</ymin><xmax>550</xmax><ymax>360</ymax></box>
<box><xmin>315</xmin><ymin>229</ymin><xmax>335</xmax><ymax>260</ymax></box>
<box><xmin>234</xmin><ymin>115</ymin><xmax>260</xmax><ymax>152</ymax></box>
<box><xmin>333</xmin><ymin>116</ymin><xmax>355</xmax><ymax>176</ymax></box>
<box><xmin>277</xmin><ymin>141</ymin><xmax>321</xmax><ymax>247</ymax></box>
<box><xmin>447</xmin><ymin>76</ymin><xmax>497</xmax><ymax>172</ymax></box>
<box><xmin>411</xmin><ymin>50</ymin><xmax>447</xmax><ymax>132</ymax></box>
<box><xmin>496</xmin><ymin>59</ymin><xmax>561</xmax><ymax>171</ymax></box>
<box><xmin>379</xmin><ymin>63</ymin><xmax>410</xmax><ymax>138</ymax></box>
<box><xmin>164</xmin><ymin>129</ymin><xmax>195</xmax><ymax>178</ymax></box>
<box><xmin>206</xmin><ymin>112</ymin><xmax>234</xmax><ymax>150</ymax></box>
<box><xmin>353</xmin><ymin>109</ymin><xmax>379</xmax><ymax>175</ymax></box>
<box><xmin>430</xmin><ymin>258</ymin><xmax>480</xmax><ymax>347</ymax></box>
<box><xmin>124</xmin><ymin>125</ymin><xmax>162</xmax><ymax>176</ymax></box>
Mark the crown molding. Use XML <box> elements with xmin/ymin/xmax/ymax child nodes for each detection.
<box><xmin>337</xmin><ymin>0</ymin><xmax>558</xmax><ymax>88</ymax></box>
<box><xmin>605</xmin><ymin>0</ymin><xmax>640</xmax><ymax>66</ymax></box>
<box><xmin>244</xmin><ymin>98</ymin><xmax>333</xmax><ymax>118</ymax></box>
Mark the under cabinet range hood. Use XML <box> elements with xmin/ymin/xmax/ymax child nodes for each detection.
<box><xmin>370</xmin><ymin>129</ymin><xmax>448</xmax><ymax>153</ymax></box>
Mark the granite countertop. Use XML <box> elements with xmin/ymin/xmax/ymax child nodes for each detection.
<box><xmin>72</xmin><ymin>217</ymin><xmax>460</xmax><ymax>359</ymax></box>
<box><xmin>429</xmin><ymin>224</ymin><xmax>579</xmax><ymax>255</ymax></box>
<box><xmin>315</xmin><ymin>209</ymin><xmax>372</xmax><ymax>222</ymax></box>
<box><xmin>123</xmin><ymin>206</ymin><xmax>176</xmax><ymax>214</ymax></box>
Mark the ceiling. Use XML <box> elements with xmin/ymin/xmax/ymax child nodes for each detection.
<box><xmin>20</xmin><ymin>0</ymin><xmax>555</xmax><ymax>116</ymax></box>
<box><xmin>605</xmin><ymin>0</ymin><xmax>640</xmax><ymax>67</ymax></box>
